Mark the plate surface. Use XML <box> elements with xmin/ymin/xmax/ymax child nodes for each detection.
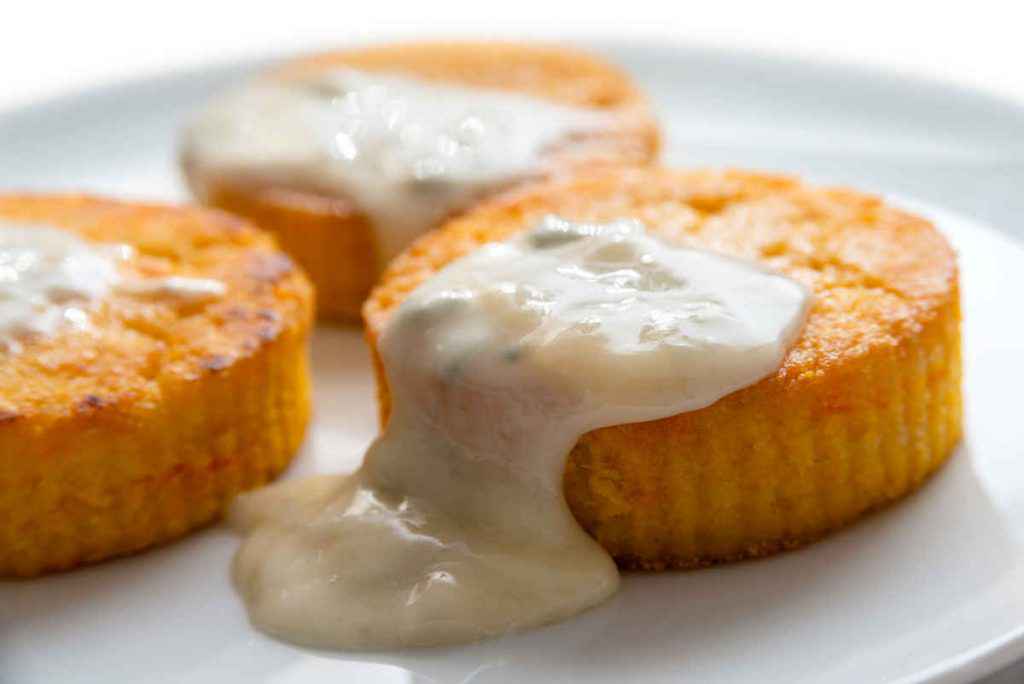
<box><xmin>3</xmin><ymin>41</ymin><xmax>1024</xmax><ymax>684</ymax></box>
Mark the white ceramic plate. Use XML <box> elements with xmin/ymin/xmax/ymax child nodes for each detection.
<box><xmin>3</xmin><ymin>41</ymin><xmax>1024</xmax><ymax>684</ymax></box>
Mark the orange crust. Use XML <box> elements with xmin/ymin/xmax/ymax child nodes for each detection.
<box><xmin>363</xmin><ymin>168</ymin><xmax>962</xmax><ymax>569</ymax></box>
<box><xmin>0</xmin><ymin>195</ymin><xmax>314</xmax><ymax>577</ymax></box>
<box><xmin>182</xmin><ymin>41</ymin><xmax>660</xmax><ymax>321</ymax></box>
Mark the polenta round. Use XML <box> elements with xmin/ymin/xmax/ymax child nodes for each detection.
<box><xmin>182</xmin><ymin>41</ymin><xmax>660</xmax><ymax>321</ymax></box>
<box><xmin>0</xmin><ymin>195</ymin><xmax>314</xmax><ymax>577</ymax></box>
<box><xmin>364</xmin><ymin>168</ymin><xmax>962</xmax><ymax>569</ymax></box>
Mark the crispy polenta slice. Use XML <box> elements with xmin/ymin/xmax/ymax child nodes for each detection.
<box><xmin>364</xmin><ymin>168</ymin><xmax>962</xmax><ymax>569</ymax></box>
<box><xmin>0</xmin><ymin>195</ymin><xmax>314</xmax><ymax>577</ymax></box>
<box><xmin>182</xmin><ymin>41</ymin><xmax>660</xmax><ymax>321</ymax></box>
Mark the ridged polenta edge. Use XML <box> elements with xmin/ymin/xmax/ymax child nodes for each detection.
<box><xmin>564</xmin><ymin>285</ymin><xmax>961</xmax><ymax>569</ymax></box>
<box><xmin>0</xmin><ymin>325</ymin><xmax>311</xmax><ymax>578</ymax></box>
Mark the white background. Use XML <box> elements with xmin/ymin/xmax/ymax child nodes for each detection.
<box><xmin>2</xmin><ymin>0</ymin><xmax>1024</xmax><ymax>110</ymax></box>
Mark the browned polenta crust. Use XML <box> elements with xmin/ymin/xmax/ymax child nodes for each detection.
<box><xmin>363</xmin><ymin>168</ymin><xmax>962</xmax><ymax>570</ymax></box>
<box><xmin>0</xmin><ymin>195</ymin><xmax>314</xmax><ymax>577</ymax></box>
<box><xmin>182</xmin><ymin>41</ymin><xmax>660</xmax><ymax>321</ymax></box>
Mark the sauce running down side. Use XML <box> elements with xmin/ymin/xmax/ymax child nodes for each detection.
<box><xmin>228</xmin><ymin>216</ymin><xmax>811</xmax><ymax>651</ymax></box>
<box><xmin>0</xmin><ymin>220</ymin><xmax>226</xmax><ymax>352</ymax></box>
<box><xmin>183</xmin><ymin>69</ymin><xmax>616</xmax><ymax>265</ymax></box>
<box><xmin>230</xmin><ymin>216</ymin><xmax>810</xmax><ymax>650</ymax></box>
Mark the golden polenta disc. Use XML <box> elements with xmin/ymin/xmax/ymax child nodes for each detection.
<box><xmin>364</xmin><ymin>168</ymin><xmax>962</xmax><ymax>569</ymax></box>
<box><xmin>0</xmin><ymin>195</ymin><xmax>314</xmax><ymax>577</ymax></box>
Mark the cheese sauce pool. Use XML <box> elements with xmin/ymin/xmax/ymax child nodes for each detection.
<box><xmin>230</xmin><ymin>216</ymin><xmax>810</xmax><ymax>650</ymax></box>
<box><xmin>182</xmin><ymin>69</ymin><xmax>616</xmax><ymax>265</ymax></box>
<box><xmin>0</xmin><ymin>221</ymin><xmax>225</xmax><ymax>352</ymax></box>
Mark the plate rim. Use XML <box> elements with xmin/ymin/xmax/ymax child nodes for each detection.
<box><xmin>3</xmin><ymin>34</ymin><xmax>1024</xmax><ymax>140</ymax></box>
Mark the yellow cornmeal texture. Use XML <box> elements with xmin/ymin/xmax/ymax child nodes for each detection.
<box><xmin>0</xmin><ymin>196</ymin><xmax>315</xmax><ymax>577</ymax></box>
<box><xmin>363</xmin><ymin>168</ymin><xmax>962</xmax><ymax>570</ymax></box>
<box><xmin>183</xmin><ymin>41</ymin><xmax>661</xmax><ymax>321</ymax></box>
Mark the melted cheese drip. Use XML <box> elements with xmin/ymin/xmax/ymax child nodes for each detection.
<box><xmin>0</xmin><ymin>220</ymin><xmax>227</xmax><ymax>352</ymax></box>
<box><xmin>230</xmin><ymin>216</ymin><xmax>811</xmax><ymax>650</ymax></box>
<box><xmin>183</xmin><ymin>69</ymin><xmax>615</xmax><ymax>264</ymax></box>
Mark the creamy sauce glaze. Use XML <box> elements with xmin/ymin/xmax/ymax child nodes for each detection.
<box><xmin>230</xmin><ymin>216</ymin><xmax>810</xmax><ymax>650</ymax></box>
<box><xmin>184</xmin><ymin>69</ymin><xmax>616</xmax><ymax>264</ymax></box>
<box><xmin>0</xmin><ymin>220</ymin><xmax>226</xmax><ymax>352</ymax></box>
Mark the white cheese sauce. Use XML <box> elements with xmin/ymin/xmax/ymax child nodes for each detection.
<box><xmin>0</xmin><ymin>223</ymin><xmax>120</xmax><ymax>352</ymax></box>
<box><xmin>229</xmin><ymin>216</ymin><xmax>811</xmax><ymax>650</ymax></box>
<box><xmin>0</xmin><ymin>220</ymin><xmax>226</xmax><ymax>352</ymax></box>
<box><xmin>183</xmin><ymin>69</ymin><xmax>616</xmax><ymax>264</ymax></box>
<box><xmin>117</xmin><ymin>275</ymin><xmax>226</xmax><ymax>303</ymax></box>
